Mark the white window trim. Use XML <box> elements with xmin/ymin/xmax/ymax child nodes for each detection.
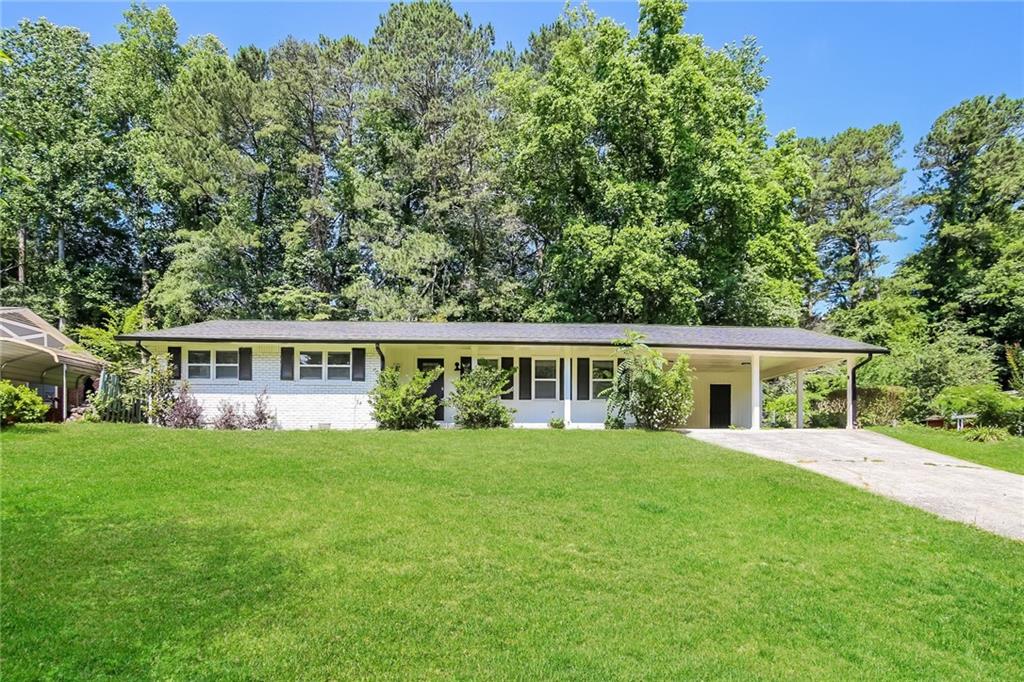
<box><xmin>296</xmin><ymin>347</ymin><xmax>355</xmax><ymax>382</ymax></box>
<box><xmin>590</xmin><ymin>358</ymin><xmax>615</xmax><ymax>401</ymax></box>
<box><xmin>298</xmin><ymin>350</ymin><xmax>325</xmax><ymax>381</ymax></box>
<box><xmin>215</xmin><ymin>350</ymin><xmax>240</xmax><ymax>380</ymax></box>
<box><xmin>326</xmin><ymin>351</ymin><xmax>352</xmax><ymax>381</ymax></box>
<box><xmin>186</xmin><ymin>350</ymin><xmax>213</xmax><ymax>381</ymax></box>
<box><xmin>532</xmin><ymin>357</ymin><xmax>559</xmax><ymax>401</ymax></box>
<box><xmin>184</xmin><ymin>348</ymin><xmax>241</xmax><ymax>383</ymax></box>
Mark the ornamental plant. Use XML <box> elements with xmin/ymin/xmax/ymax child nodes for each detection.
<box><xmin>604</xmin><ymin>331</ymin><xmax>694</xmax><ymax>430</ymax></box>
<box><xmin>449</xmin><ymin>366</ymin><xmax>515</xmax><ymax>429</ymax></box>
<box><xmin>166</xmin><ymin>382</ymin><xmax>204</xmax><ymax>428</ymax></box>
<box><xmin>369</xmin><ymin>366</ymin><xmax>443</xmax><ymax>430</ymax></box>
<box><xmin>0</xmin><ymin>380</ymin><xmax>49</xmax><ymax>426</ymax></box>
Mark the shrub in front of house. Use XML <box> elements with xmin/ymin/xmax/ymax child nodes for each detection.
<box><xmin>245</xmin><ymin>389</ymin><xmax>274</xmax><ymax>430</ymax></box>
<box><xmin>213</xmin><ymin>401</ymin><xmax>244</xmax><ymax>430</ymax></box>
<box><xmin>449</xmin><ymin>366</ymin><xmax>515</xmax><ymax>429</ymax></box>
<box><xmin>548</xmin><ymin>417</ymin><xmax>564</xmax><ymax>429</ymax></box>
<box><xmin>167</xmin><ymin>382</ymin><xmax>204</xmax><ymax>428</ymax></box>
<box><xmin>604</xmin><ymin>414</ymin><xmax>625</xmax><ymax>430</ymax></box>
<box><xmin>604</xmin><ymin>332</ymin><xmax>694</xmax><ymax>430</ymax></box>
<box><xmin>0</xmin><ymin>380</ymin><xmax>49</xmax><ymax>426</ymax></box>
<box><xmin>370</xmin><ymin>366</ymin><xmax>443</xmax><ymax>430</ymax></box>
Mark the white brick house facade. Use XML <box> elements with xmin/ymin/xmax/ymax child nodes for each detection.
<box><xmin>122</xmin><ymin>321</ymin><xmax>886</xmax><ymax>430</ymax></box>
<box><xmin>144</xmin><ymin>342</ymin><xmax>380</xmax><ymax>430</ymax></box>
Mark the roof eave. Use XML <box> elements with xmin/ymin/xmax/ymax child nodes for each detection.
<box><xmin>117</xmin><ymin>334</ymin><xmax>886</xmax><ymax>355</ymax></box>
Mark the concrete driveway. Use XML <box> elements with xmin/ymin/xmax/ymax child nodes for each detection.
<box><xmin>686</xmin><ymin>429</ymin><xmax>1024</xmax><ymax>541</ymax></box>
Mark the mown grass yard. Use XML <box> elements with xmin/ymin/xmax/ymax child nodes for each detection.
<box><xmin>3</xmin><ymin>424</ymin><xmax>1022</xmax><ymax>680</ymax></box>
<box><xmin>874</xmin><ymin>424</ymin><xmax>1024</xmax><ymax>476</ymax></box>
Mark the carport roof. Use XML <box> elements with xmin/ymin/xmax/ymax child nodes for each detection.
<box><xmin>119</xmin><ymin>320</ymin><xmax>887</xmax><ymax>355</ymax></box>
<box><xmin>0</xmin><ymin>337</ymin><xmax>103</xmax><ymax>384</ymax></box>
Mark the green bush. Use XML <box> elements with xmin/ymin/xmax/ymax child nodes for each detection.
<box><xmin>449</xmin><ymin>366</ymin><xmax>515</xmax><ymax>429</ymax></box>
<box><xmin>961</xmin><ymin>426</ymin><xmax>1011</xmax><ymax>443</ymax></box>
<box><xmin>856</xmin><ymin>386</ymin><xmax>908</xmax><ymax>426</ymax></box>
<box><xmin>0</xmin><ymin>380</ymin><xmax>49</xmax><ymax>426</ymax></box>
<box><xmin>370</xmin><ymin>366</ymin><xmax>443</xmax><ymax>430</ymax></box>
<box><xmin>548</xmin><ymin>417</ymin><xmax>565</xmax><ymax>429</ymax></box>
<box><xmin>930</xmin><ymin>384</ymin><xmax>1024</xmax><ymax>435</ymax></box>
<box><xmin>810</xmin><ymin>395</ymin><xmax>846</xmax><ymax>428</ymax></box>
<box><xmin>811</xmin><ymin>386</ymin><xmax>907</xmax><ymax>427</ymax></box>
<box><xmin>604</xmin><ymin>332</ymin><xmax>694</xmax><ymax>430</ymax></box>
<box><xmin>604</xmin><ymin>414</ymin><xmax>625</xmax><ymax>430</ymax></box>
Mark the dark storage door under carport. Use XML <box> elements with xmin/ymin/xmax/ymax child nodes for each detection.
<box><xmin>709</xmin><ymin>384</ymin><xmax>731</xmax><ymax>428</ymax></box>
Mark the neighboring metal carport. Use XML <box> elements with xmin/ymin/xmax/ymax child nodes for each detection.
<box><xmin>0</xmin><ymin>337</ymin><xmax>103</xmax><ymax>420</ymax></box>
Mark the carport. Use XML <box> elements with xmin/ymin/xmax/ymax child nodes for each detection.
<box><xmin>0</xmin><ymin>337</ymin><xmax>103</xmax><ymax>420</ymax></box>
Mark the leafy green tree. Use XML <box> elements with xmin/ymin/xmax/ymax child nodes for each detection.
<box><xmin>908</xmin><ymin>95</ymin><xmax>1024</xmax><ymax>346</ymax></box>
<box><xmin>0</xmin><ymin>19</ymin><xmax>131</xmax><ymax>328</ymax></box>
<box><xmin>861</xmin><ymin>321</ymin><xmax>997</xmax><ymax>420</ymax></box>
<box><xmin>351</xmin><ymin>0</ymin><xmax>512</xmax><ymax>320</ymax></box>
<box><xmin>74</xmin><ymin>302</ymin><xmax>146</xmax><ymax>363</ymax></box>
<box><xmin>499</xmin><ymin>0</ymin><xmax>817</xmax><ymax>325</ymax></box>
<box><xmin>92</xmin><ymin>3</ymin><xmax>185</xmax><ymax>306</ymax></box>
<box><xmin>260</xmin><ymin>35</ymin><xmax>363</xmax><ymax>319</ymax></box>
<box><xmin>798</xmin><ymin>124</ymin><xmax>909</xmax><ymax>313</ymax></box>
<box><xmin>139</xmin><ymin>38</ymin><xmax>275</xmax><ymax>324</ymax></box>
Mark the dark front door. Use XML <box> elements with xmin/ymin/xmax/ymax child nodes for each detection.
<box><xmin>709</xmin><ymin>384</ymin><xmax>731</xmax><ymax>428</ymax></box>
<box><xmin>417</xmin><ymin>358</ymin><xmax>445</xmax><ymax>421</ymax></box>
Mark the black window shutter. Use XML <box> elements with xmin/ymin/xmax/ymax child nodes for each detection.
<box><xmin>168</xmin><ymin>347</ymin><xmax>181</xmax><ymax>380</ymax></box>
<box><xmin>239</xmin><ymin>347</ymin><xmax>252</xmax><ymax>381</ymax></box>
<box><xmin>577</xmin><ymin>358</ymin><xmax>590</xmax><ymax>400</ymax></box>
<box><xmin>500</xmin><ymin>357</ymin><xmax>514</xmax><ymax>400</ymax></box>
<box><xmin>280</xmin><ymin>347</ymin><xmax>294</xmax><ymax>381</ymax></box>
<box><xmin>352</xmin><ymin>348</ymin><xmax>366</xmax><ymax>382</ymax></box>
<box><xmin>519</xmin><ymin>357</ymin><xmax>532</xmax><ymax>400</ymax></box>
<box><xmin>460</xmin><ymin>355</ymin><xmax>472</xmax><ymax>377</ymax></box>
<box><xmin>559</xmin><ymin>358</ymin><xmax>565</xmax><ymax>400</ymax></box>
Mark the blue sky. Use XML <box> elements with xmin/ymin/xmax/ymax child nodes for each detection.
<box><xmin>4</xmin><ymin>1</ymin><xmax>1022</xmax><ymax>271</ymax></box>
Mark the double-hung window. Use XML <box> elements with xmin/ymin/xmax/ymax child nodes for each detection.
<box><xmin>592</xmin><ymin>360</ymin><xmax>614</xmax><ymax>399</ymax></box>
<box><xmin>476</xmin><ymin>357</ymin><xmax>498</xmax><ymax>371</ymax></box>
<box><xmin>187</xmin><ymin>350</ymin><xmax>211</xmax><ymax>379</ymax></box>
<box><xmin>215</xmin><ymin>350</ymin><xmax>239</xmax><ymax>379</ymax></box>
<box><xmin>187</xmin><ymin>350</ymin><xmax>239</xmax><ymax>380</ymax></box>
<box><xmin>533</xmin><ymin>359</ymin><xmax>558</xmax><ymax>399</ymax></box>
<box><xmin>327</xmin><ymin>352</ymin><xmax>351</xmax><ymax>380</ymax></box>
<box><xmin>299</xmin><ymin>351</ymin><xmax>323</xmax><ymax>380</ymax></box>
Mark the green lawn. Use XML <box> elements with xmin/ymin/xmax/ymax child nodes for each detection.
<box><xmin>3</xmin><ymin>425</ymin><xmax>1022</xmax><ymax>680</ymax></box>
<box><xmin>874</xmin><ymin>424</ymin><xmax>1024</xmax><ymax>476</ymax></box>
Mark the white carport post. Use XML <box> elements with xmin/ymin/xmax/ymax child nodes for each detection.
<box><xmin>563</xmin><ymin>349</ymin><xmax>572</xmax><ymax>426</ymax></box>
<box><xmin>795</xmin><ymin>369</ymin><xmax>804</xmax><ymax>429</ymax></box>
<box><xmin>846</xmin><ymin>357</ymin><xmax>855</xmax><ymax>430</ymax></box>
<box><xmin>750</xmin><ymin>354</ymin><xmax>761</xmax><ymax>431</ymax></box>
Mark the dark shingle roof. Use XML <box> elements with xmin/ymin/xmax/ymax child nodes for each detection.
<box><xmin>118</xmin><ymin>320</ymin><xmax>887</xmax><ymax>354</ymax></box>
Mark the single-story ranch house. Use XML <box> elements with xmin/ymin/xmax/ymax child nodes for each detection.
<box><xmin>118</xmin><ymin>321</ymin><xmax>887</xmax><ymax>430</ymax></box>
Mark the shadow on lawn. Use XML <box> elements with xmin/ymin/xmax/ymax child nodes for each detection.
<box><xmin>2</xmin><ymin>513</ymin><xmax>296</xmax><ymax>679</ymax></box>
